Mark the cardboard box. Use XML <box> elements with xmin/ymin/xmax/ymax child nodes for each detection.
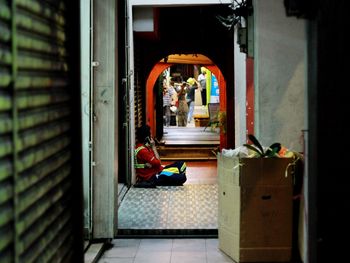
<box><xmin>218</xmin><ymin>155</ymin><xmax>294</xmax><ymax>262</ymax></box>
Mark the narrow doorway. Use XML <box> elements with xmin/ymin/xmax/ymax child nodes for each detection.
<box><xmin>117</xmin><ymin>62</ymin><xmax>224</xmax><ymax>237</ymax></box>
<box><xmin>116</xmin><ymin>3</ymin><xmax>235</xmax><ymax>238</ymax></box>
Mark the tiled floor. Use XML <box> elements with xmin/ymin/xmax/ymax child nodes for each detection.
<box><xmin>94</xmin><ymin>160</ymin><xmax>225</xmax><ymax>262</ymax></box>
<box><xmin>97</xmin><ymin>238</ymin><xmax>234</xmax><ymax>263</ymax></box>
<box><xmin>118</xmin><ymin>184</ymin><xmax>218</xmax><ymax>230</ymax></box>
<box><xmin>117</xmin><ymin>161</ymin><xmax>218</xmax><ymax>232</ymax></box>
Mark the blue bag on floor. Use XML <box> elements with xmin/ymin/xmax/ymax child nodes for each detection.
<box><xmin>156</xmin><ymin>161</ymin><xmax>187</xmax><ymax>186</ymax></box>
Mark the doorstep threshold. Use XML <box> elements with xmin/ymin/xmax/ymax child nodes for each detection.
<box><xmin>116</xmin><ymin>228</ymin><xmax>218</xmax><ymax>238</ymax></box>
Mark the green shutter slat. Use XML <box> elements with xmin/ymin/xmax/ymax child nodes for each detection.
<box><xmin>17</xmin><ymin>172</ymin><xmax>69</xmax><ymax>235</ymax></box>
<box><xmin>17</xmin><ymin>120</ymin><xmax>70</xmax><ymax>151</ymax></box>
<box><xmin>16</xmin><ymin>0</ymin><xmax>66</xmax><ymax>28</ymax></box>
<box><xmin>17</xmin><ymin>53</ymin><xmax>68</xmax><ymax>71</ymax></box>
<box><xmin>17</xmin><ymin>92</ymin><xmax>70</xmax><ymax>109</ymax></box>
<box><xmin>19</xmin><ymin>206</ymin><xmax>71</xmax><ymax>262</ymax></box>
<box><xmin>0</xmin><ymin>180</ymin><xmax>13</xmax><ymax>204</ymax></box>
<box><xmin>19</xmin><ymin>182</ymin><xmax>70</xmax><ymax>254</ymax></box>
<box><xmin>16</xmin><ymin>11</ymin><xmax>66</xmax><ymax>42</ymax></box>
<box><xmin>0</xmin><ymin>0</ymin><xmax>11</xmax><ymax>20</ymax></box>
<box><xmin>17</xmin><ymin>185</ymin><xmax>68</xmax><ymax>240</ymax></box>
<box><xmin>0</xmin><ymin>159</ymin><xmax>12</xmax><ymax>182</ymax></box>
<box><xmin>1</xmin><ymin>0</ymin><xmax>77</xmax><ymax>261</ymax></box>
<box><xmin>0</xmin><ymin>50</ymin><xmax>12</xmax><ymax>65</ymax></box>
<box><xmin>0</xmin><ymin>204</ymin><xmax>14</xmax><ymax>227</ymax></box>
<box><xmin>0</xmin><ymin>135</ymin><xmax>13</xmax><ymax>158</ymax></box>
<box><xmin>0</xmin><ymin>113</ymin><xmax>12</xmax><ymax>133</ymax></box>
<box><xmin>0</xmin><ymin>226</ymin><xmax>13</xmax><ymax>252</ymax></box>
<box><xmin>0</xmin><ymin>92</ymin><xmax>12</xmax><ymax>110</ymax></box>
<box><xmin>17</xmin><ymin>166</ymin><xmax>70</xmax><ymax>214</ymax></box>
<box><xmin>17</xmin><ymin>150</ymin><xmax>71</xmax><ymax>193</ymax></box>
<box><xmin>0</xmin><ymin>0</ymin><xmax>13</xmax><ymax>260</ymax></box>
<box><xmin>40</xmin><ymin>224</ymin><xmax>73</xmax><ymax>262</ymax></box>
<box><xmin>17</xmin><ymin>34</ymin><xmax>67</xmax><ymax>57</ymax></box>
<box><xmin>0</xmin><ymin>69</ymin><xmax>12</xmax><ymax>87</ymax></box>
<box><xmin>16</xmin><ymin>75</ymin><xmax>68</xmax><ymax>90</ymax></box>
<box><xmin>17</xmin><ymin>135</ymin><xmax>70</xmax><ymax>172</ymax></box>
<box><xmin>0</xmin><ymin>249</ymin><xmax>12</xmax><ymax>263</ymax></box>
<box><xmin>18</xmin><ymin>105</ymin><xmax>70</xmax><ymax>130</ymax></box>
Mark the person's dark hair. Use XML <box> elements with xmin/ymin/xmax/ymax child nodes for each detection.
<box><xmin>136</xmin><ymin>124</ymin><xmax>151</xmax><ymax>143</ymax></box>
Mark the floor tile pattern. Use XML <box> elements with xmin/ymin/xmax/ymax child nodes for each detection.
<box><xmin>118</xmin><ymin>184</ymin><xmax>218</xmax><ymax>230</ymax></box>
<box><xmin>98</xmin><ymin>238</ymin><xmax>234</xmax><ymax>263</ymax></box>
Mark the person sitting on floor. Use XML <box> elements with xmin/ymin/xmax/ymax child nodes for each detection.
<box><xmin>134</xmin><ymin>124</ymin><xmax>187</xmax><ymax>187</ymax></box>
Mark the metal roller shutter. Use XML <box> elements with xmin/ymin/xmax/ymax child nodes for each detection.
<box><xmin>0</xmin><ymin>1</ymin><xmax>16</xmax><ymax>261</ymax></box>
<box><xmin>0</xmin><ymin>0</ymin><xmax>81</xmax><ymax>262</ymax></box>
<box><xmin>134</xmin><ymin>49</ymin><xmax>143</xmax><ymax>128</ymax></box>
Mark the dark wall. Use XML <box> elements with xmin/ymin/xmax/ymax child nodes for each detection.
<box><xmin>136</xmin><ymin>5</ymin><xmax>235</xmax><ymax>84</ymax></box>
<box><xmin>305</xmin><ymin>1</ymin><xmax>349</xmax><ymax>262</ymax></box>
<box><xmin>315</xmin><ymin>2</ymin><xmax>349</xmax><ymax>262</ymax></box>
<box><xmin>66</xmin><ymin>1</ymin><xmax>84</xmax><ymax>260</ymax></box>
<box><xmin>117</xmin><ymin>0</ymin><xmax>128</xmax><ymax>184</ymax></box>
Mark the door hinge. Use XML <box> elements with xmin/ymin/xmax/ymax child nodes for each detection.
<box><xmin>88</xmin><ymin>141</ymin><xmax>92</xmax><ymax>151</ymax></box>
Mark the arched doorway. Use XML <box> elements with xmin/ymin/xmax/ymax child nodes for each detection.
<box><xmin>145</xmin><ymin>54</ymin><xmax>228</xmax><ymax>149</ymax></box>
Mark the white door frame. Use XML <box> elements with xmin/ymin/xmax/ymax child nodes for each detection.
<box><xmin>80</xmin><ymin>0</ymin><xmax>93</xmax><ymax>239</ymax></box>
<box><xmin>126</xmin><ymin>0</ymin><xmax>232</xmax><ymax>184</ymax></box>
<box><xmin>88</xmin><ymin>0</ymin><xmax>118</xmax><ymax>239</ymax></box>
